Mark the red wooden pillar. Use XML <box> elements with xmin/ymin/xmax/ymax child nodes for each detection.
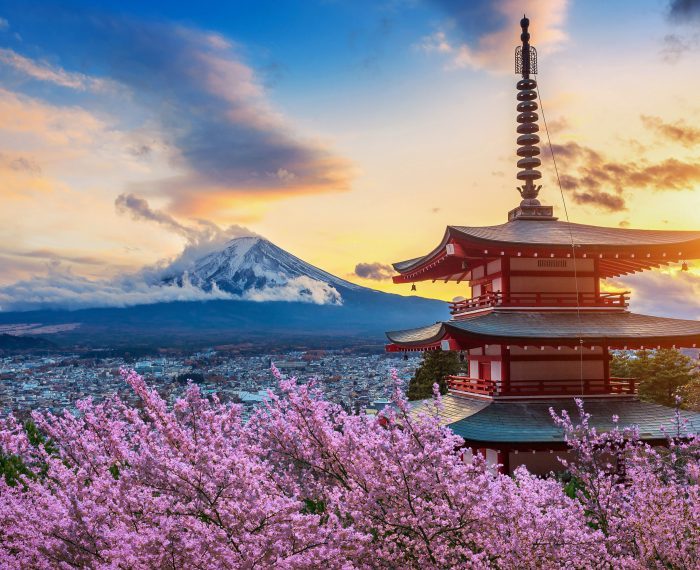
<box><xmin>593</xmin><ymin>258</ymin><xmax>601</xmax><ymax>298</ymax></box>
<box><xmin>496</xmin><ymin>450</ymin><xmax>510</xmax><ymax>475</ymax></box>
<box><xmin>501</xmin><ymin>344</ymin><xmax>510</xmax><ymax>396</ymax></box>
<box><xmin>502</xmin><ymin>256</ymin><xmax>510</xmax><ymax>299</ymax></box>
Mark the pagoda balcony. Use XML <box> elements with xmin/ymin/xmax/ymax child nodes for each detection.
<box><xmin>449</xmin><ymin>291</ymin><xmax>630</xmax><ymax>315</ymax></box>
<box><xmin>446</xmin><ymin>375</ymin><xmax>637</xmax><ymax>399</ymax></box>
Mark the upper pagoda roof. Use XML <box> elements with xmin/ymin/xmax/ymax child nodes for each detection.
<box><xmin>394</xmin><ymin>219</ymin><xmax>700</xmax><ymax>273</ymax></box>
<box><xmin>386</xmin><ymin>310</ymin><xmax>700</xmax><ymax>349</ymax></box>
<box><xmin>393</xmin><ymin>219</ymin><xmax>700</xmax><ymax>279</ymax></box>
<box><xmin>451</xmin><ymin>219</ymin><xmax>700</xmax><ymax>249</ymax></box>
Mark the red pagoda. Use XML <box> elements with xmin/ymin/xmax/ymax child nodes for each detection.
<box><xmin>386</xmin><ymin>16</ymin><xmax>700</xmax><ymax>474</ymax></box>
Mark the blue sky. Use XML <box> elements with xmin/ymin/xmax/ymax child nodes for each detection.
<box><xmin>0</xmin><ymin>0</ymin><xmax>699</xmax><ymax>315</ymax></box>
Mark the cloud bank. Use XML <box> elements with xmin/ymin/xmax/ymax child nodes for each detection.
<box><xmin>549</xmin><ymin>133</ymin><xmax>700</xmax><ymax>212</ymax></box>
<box><xmin>242</xmin><ymin>276</ymin><xmax>342</xmax><ymax>305</ymax></box>
<box><xmin>614</xmin><ymin>269</ymin><xmax>700</xmax><ymax>321</ymax></box>
<box><xmin>84</xmin><ymin>16</ymin><xmax>353</xmax><ymax>214</ymax></box>
<box><xmin>0</xmin><ymin>13</ymin><xmax>354</xmax><ymax>217</ymax></box>
<box><xmin>668</xmin><ymin>0</ymin><xmax>700</xmax><ymax>23</ymax></box>
<box><xmin>0</xmin><ymin>268</ymin><xmax>235</xmax><ymax>312</ymax></box>
<box><xmin>660</xmin><ymin>1</ymin><xmax>700</xmax><ymax>62</ymax></box>
<box><xmin>0</xmin><ymin>48</ymin><xmax>109</xmax><ymax>91</ymax></box>
<box><xmin>0</xmin><ymin>260</ymin><xmax>343</xmax><ymax>312</ymax></box>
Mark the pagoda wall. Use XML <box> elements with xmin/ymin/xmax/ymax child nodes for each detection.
<box><xmin>508</xmin><ymin>258</ymin><xmax>596</xmax><ymax>295</ymax></box>
<box><xmin>471</xmin><ymin>259</ymin><xmax>503</xmax><ymax>297</ymax></box>
<box><xmin>467</xmin><ymin>345</ymin><xmax>503</xmax><ymax>391</ymax></box>
<box><xmin>461</xmin><ymin>343</ymin><xmax>615</xmax><ymax>396</ymax></box>
<box><xmin>464</xmin><ymin>447</ymin><xmax>576</xmax><ymax>476</ymax></box>
<box><xmin>509</xmin><ymin>360</ymin><xmax>604</xmax><ymax>381</ymax></box>
<box><xmin>508</xmin><ymin>450</ymin><xmax>576</xmax><ymax>476</ymax></box>
<box><xmin>506</xmin><ymin>346</ymin><xmax>606</xmax><ymax>395</ymax></box>
<box><xmin>467</xmin><ymin>360</ymin><xmax>503</xmax><ymax>380</ymax></box>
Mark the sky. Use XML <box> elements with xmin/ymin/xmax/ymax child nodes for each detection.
<box><xmin>0</xmin><ymin>0</ymin><xmax>699</xmax><ymax>316</ymax></box>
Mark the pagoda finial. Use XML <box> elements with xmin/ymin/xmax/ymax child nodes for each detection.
<box><xmin>509</xmin><ymin>15</ymin><xmax>555</xmax><ymax>221</ymax></box>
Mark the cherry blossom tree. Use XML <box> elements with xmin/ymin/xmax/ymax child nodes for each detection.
<box><xmin>551</xmin><ymin>399</ymin><xmax>700</xmax><ymax>568</ymax></box>
<box><xmin>0</xmin><ymin>366</ymin><xmax>697</xmax><ymax>568</ymax></box>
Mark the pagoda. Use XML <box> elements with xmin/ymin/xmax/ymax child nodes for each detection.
<box><xmin>386</xmin><ymin>16</ymin><xmax>700</xmax><ymax>475</ymax></box>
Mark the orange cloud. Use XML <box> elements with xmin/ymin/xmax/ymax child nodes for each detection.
<box><xmin>641</xmin><ymin>115</ymin><xmax>700</xmax><ymax>148</ymax></box>
<box><xmin>550</xmin><ymin>139</ymin><xmax>700</xmax><ymax>212</ymax></box>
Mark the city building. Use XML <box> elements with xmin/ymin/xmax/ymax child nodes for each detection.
<box><xmin>385</xmin><ymin>16</ymin><xmax>700</xmax><ymax>474</ymax></box>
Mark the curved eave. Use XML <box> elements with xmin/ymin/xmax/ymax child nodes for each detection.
<box><xmin>385</xmin><ymin>322</ymin><xmax>447</xmax><ymax>347</ymax></box>
<box><xmin>445</xmin><ymin>312</ymin><xmax>700</xmax><ymax>347</ymax></box>
<box><xmin>392</xmin><ymin>228</ymin><xmax>454</xmax><ymax>283</ymax></box>
<box><xmin>385</xmin><ymin>311</ymin><xmax>700</xmax><ymax>351</ymax></box>
<box><xmin>448</xmin><ymin>399</ymin><xmax>700</xmax><ymax>444</ymax></box>
<box><xmin>392</xmin><ymin>221</ymin><xmax>700</xmax><ymax>282</ymax></box>
<box><xmin>409</xmin><ymin>395</ymin><xmax>700</xmax><ymax>444</ymax></box>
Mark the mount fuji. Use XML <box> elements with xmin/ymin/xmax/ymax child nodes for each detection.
<box><xmin>0</xmin><ymin>237</ymin><xmax>448</xmax><ymax>348</ymax></box>
<box><xmin>164</xmin><ymin>236</ymin><xmax>360</xmax><ymax>304</ymax></box>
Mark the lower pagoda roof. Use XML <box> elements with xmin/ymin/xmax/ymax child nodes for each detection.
<box><xmin>386</xmin><ymin>311</ymin><xmax>700</xmax><ymax>349</ymax></box>
<box><xmin>411</xmin><ymin>394</ymin><xmax>700</xmax><ymax>444</ymax></box>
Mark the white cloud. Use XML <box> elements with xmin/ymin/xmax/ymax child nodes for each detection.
<box><xmin>0</xmin><ymin>268</ymin><xmax>234</xmax><ymax>311</ymax></box>
<box><xmin>0</xmin><ymin>48</ymin><xmax>109</xmax><ymax>91</ymax></box>
<box><xmin>419</xmin><ymin>0</ymin><xmax>569</xmax><ymax>72</ymax></box>
<box><xmin>612</xmin><ymin>269</ymin><xmax>700</xmax><ymax>320</ymax></box>
<box><xmin>242</xmin><ymin>276</ymin><xmax>342</xmax><ymax>305</ymax></box>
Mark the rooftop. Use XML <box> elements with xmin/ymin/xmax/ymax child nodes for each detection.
<box><xmin>393</xmin><ymin>220</ymin><xmax>700</xmax><ymax>279</ymax></box>
<box><xmin>411</xmin><ymin>394</ymin><xmax>700</xmax><ymax>444</ymax></box>
<box><xmin>386</xmin><ymin>310</ymin><xmax>700</xmax><ymax>349</ymax></box>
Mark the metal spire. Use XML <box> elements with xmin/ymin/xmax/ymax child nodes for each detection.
<box><xmin>515</xmin><ymin>15</ymin><xmax>541</xmax><ymax>204</ymax></box>
<box><xmin>508</xmin><ymin>16</ymin><xmax>555</xmax><ymax>221</ymax></box>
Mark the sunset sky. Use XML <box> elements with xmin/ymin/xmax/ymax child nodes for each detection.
<box><xmin>0</xmin><ymin>0</ymin><xmax>699</xmax><ymax>315</ymax></box>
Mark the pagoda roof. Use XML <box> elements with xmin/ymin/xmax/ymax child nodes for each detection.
<box><xmin>452</xmin><ymin>219</ymin><xmax>700</xmax><ymax>249</ymax></box>
<box><xmin>386</xmin><ymin>310</ymin><xmax>700</xmax><ymax>349</ymax></box>
<box><xmin>410</xmin><ymin>394</ymin><xmax>700</xmax><ymax>444</ymax></box>
<box><xmin>393</xmin><ymin>219</ymin><xmax>700</xmax><ymax>280</ymax></box>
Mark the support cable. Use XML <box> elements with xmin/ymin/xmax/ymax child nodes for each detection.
<box><xmin>535</xmin><ymin>82</ymin><xmax>586</xmax><ymax>396</ymax></box>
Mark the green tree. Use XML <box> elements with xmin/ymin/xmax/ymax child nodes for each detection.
<box><xmin>407</xmin><ymin>350</ymin><xmax>465</xmax><ymax>401</ymax></box>
<box><xmin>677</xmin><ymin>380</ymin><xmax>700</xmax><ymax>411</ymax></box>
<box><xmin>0</xmin><ymin>420</ymin><xmax>55</xmax><ymax>487</ymax></box>
<box><xmin>611</xmin><ymin>349</ymin><xmax>699</xmax><ymax>407</ymax></box>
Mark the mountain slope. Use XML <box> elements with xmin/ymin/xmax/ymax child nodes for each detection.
<box><xmin>166</xmin><ymin>237</ymin><xmax>361</xmax><ymax>299</ymax></box>
<box><xmin>0</xmin><ymin>237</ymin><xmax>449</xmax><ymax>347</ymax></box>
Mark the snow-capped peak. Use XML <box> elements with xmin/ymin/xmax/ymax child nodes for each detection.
<box><xmin>166</xmin><ymin>236</ymin><xmax>362</xmax><ymax>305</ymax></box>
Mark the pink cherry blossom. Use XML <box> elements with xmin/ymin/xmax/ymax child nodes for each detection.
<box><xmin>0</xmin><ymin>367</ymin><xmax>696</xmax><ymax>568</ymax></box>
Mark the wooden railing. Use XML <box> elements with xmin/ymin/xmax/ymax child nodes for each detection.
<box><xmin>446</xmin><ymin>376</ymin><xmax>496</xmax><ymax>397</ymax></box>
<box><xmin>609</xmin><ymin>377</ymin><xmax>637</xmax><ymax>395</ymax></box>
<box><xmin>449</xmin><ymin>291</ymin><xmax>630</xmax><ymax>314</ymax></box>
<box><xmin>446</xmin><ymin>375</ymin><xmax>637</xmax><ymax>398</ymax></box>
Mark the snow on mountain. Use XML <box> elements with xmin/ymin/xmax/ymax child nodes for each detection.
<box><xmin>165</xmin><ymin>236</ymin><xmax>363</xmax><ymax>305</ymax></box>
<box><xmin>0</xmin><ymin>236</ymin><xmax>450</xmax><ymax>342</ymax></box>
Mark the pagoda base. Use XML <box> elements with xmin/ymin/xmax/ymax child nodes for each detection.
<box><xmin>507</xmin><ymin>204</ymin><xmax>556</xmax><ymax>221</ymax></box>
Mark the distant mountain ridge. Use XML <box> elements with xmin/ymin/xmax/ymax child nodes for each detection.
<box><xmin>0</xmin><ymin>237</ymin><xmax>449</xmax><ymax>347</ymax></box>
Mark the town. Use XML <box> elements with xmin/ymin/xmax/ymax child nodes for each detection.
<box><xmin>0</xmin><ymin>349</ymin><xmax>421</xmax><ymax>419</ymax></box>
